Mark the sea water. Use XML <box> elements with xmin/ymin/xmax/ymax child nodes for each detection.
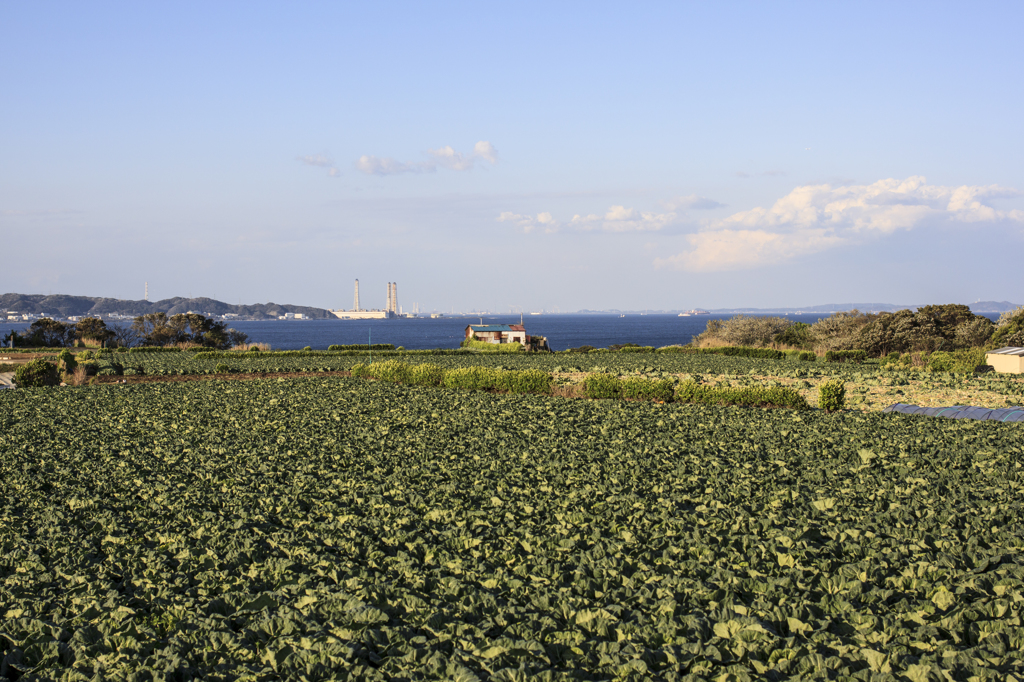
<box><xmin>0</xmin><ymin>314</ymin><xmax>833</xmax><ymax>351</ymax></box>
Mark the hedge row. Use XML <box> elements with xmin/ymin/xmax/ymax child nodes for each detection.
<box><xmin>351</xmin><ymin>360</ymin><xmax>553</xmax><ymax>395</ymax></box>
<box><xmin>582</xmin><ymin>373</ymin><xmax>808</xmax><ymax>409</ymax></box>
<box><xmin>583</xmin><ymin>374</ymin><xmax>674</xmax><ymax>401</ymax></box>
<box><xmin>327</xmin><ymin>344</ymin><xmax>395</xmax><ymax>351</ymax></box>
<box><xmin>193</xmin><ymin>349</ymin><xmax>472</xmax><ymax>360</ymax></box>
<box><xmin>825</xmin><ymin>350</ymin><xmax>868</xmax><ymax>364</ymax></box>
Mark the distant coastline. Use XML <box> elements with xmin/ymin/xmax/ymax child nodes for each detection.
<box><xmin>1</xmin><ymin>292</ymin><xmax>1019</xmax><ymax>323</ymax></box>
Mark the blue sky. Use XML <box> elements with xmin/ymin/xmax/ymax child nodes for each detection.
<box><xmin>2</xmin><ymin>2</ymin><xmax>1022</xmax><ymax>311</ymax></box>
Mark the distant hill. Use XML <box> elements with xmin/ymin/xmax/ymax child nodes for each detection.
<box><xmin>0</xmin><ymin>293</ymin><xmax>334</xmax><ymax>320</ymax></box>
<box><xmin>707</xmin><ymin>301</ymin><xmax>1021</xmax><ymax>315</ymax></box>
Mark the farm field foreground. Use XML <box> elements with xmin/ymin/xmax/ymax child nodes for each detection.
<box><xmin>2</xmin><ymin>377</ymin><xmax>1024</xmax><ymax>680</ymax></box>
<box><xmin>39</xmin><ymin>348</ymin><xmax>1024</xmax><ymax>412</ymax></box>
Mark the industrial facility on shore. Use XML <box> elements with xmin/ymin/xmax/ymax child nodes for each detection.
<box><xmin>331</xmin><ymin>280</ymin><xmax>417</xmax><ymax>319</ymax></box>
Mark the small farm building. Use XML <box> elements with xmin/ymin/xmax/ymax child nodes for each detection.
<box><xmin>986</xmin><ymin>347</ymin><xmax>1024</xmax><ymax>374</ymax></box>
<box><xmin>465</xmin><ymin>324</ymin><xmax>527</xmax><ymax>345</ymax></box>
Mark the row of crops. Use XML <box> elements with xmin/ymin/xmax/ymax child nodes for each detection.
<box><xmin>90</xmin><ymin>350</ymin><xmax>1024</xmax><ymax>399</ymax></box>
<box><xmin>2</xmin><ymin>376</ymin><xmax>1023</xmax><ymax>679</ymax></box>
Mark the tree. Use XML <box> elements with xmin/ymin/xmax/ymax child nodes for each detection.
<box><xmin>809</xmin><ymin>310</ymin><xmax>874</xmax><ymax>352</ymax></box>
<box><xmin>991</xmin><ymin>306</ymin><xmax>1024</xmax><ymax>348</ymax></box>
<box><xmin>75</xmin><ymin>317</ymin><xmax>112</xmax><ymax>347</ymax></box>
<box><xmin>108</xmin><ymin>323</ymin><xmax>140</xmax><ymax>349</ymax></box>
<box><xmin>227</xmin><ymin>328</ymin><xmax>249</xmax><ymax>348</ymax></box>
<box><xmin>132</xmin><ymin>313</ymin><xmax>174</xmax><ymax>346</ymax></box>
<box><xmin>857</xmin><ymin>305</ymin><xmax>994</xmax><ymax>356</ymax></box>
<box><xmin>131</xmin><ymin>312</ymin><xmax>236</xmax><ymax>349</ymax></box>
<box><xmin>21</xmin><ymin>318</ymin><xmax>75</xmax><ymax>347</ymax></box>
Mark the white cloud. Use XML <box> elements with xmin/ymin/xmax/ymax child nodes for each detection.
<box><xmin>355</xmin><ymin>155</ymin><xmax>433</xmax><ymax>175</ymax></box>
<box><xmin>499</xmin><ymin>204</ymin><xmax>678</xmax><ymax>233</ymax></box>
<box><xmin>297</xmin><ymin>154</ymin><xmax>340</xmax><ymax>177</ymax></box>
<box><xmin>498</xmin><ymin>211</ymin><xmax>558</xmax><ymax>233</ymax></box>
<box><xmin>655</xmin><ymin>229</ymin><xmax>845</xmax><ymax>272</ymax></box>
<box><xmin>474</xmin><ymin>140</ymin><xmax>498</xmax><ymax>163</ymax></box>
<box><xmin>297</xmin><ymin>154</ymin><xmax>333</xmax><ymax>167</ymax></box>
<box><xmin>357</xmin><ymin>141</ymin><xmax>498</xmax><ymax>176</ymax></box>
<box><xmin>657</xmin><ymin>176</ymin><xmax>1024</xmax><ymax>272</ymax></box>
<box><xmin>570</xmin><ymin>205</ymin><xmax>677</xmax><ymax>232</ymax></box>
<box><xmin>427</xmin><ymin>146</ymin><xmax>475</xmax><ymax>171</ymax></box>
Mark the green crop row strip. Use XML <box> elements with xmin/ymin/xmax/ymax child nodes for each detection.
<box><xmin>2</xmin><ymin>377</ymin><xmax>1023</xmax><ymax>680</ymax></box>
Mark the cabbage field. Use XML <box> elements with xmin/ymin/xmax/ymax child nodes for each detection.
<box><xmin>89</xmin><ymin>349</ymin><xmax>1024</xmax><ymax>412</ymax></box>
<box><xmin>2</xmin><ymin>376</ymin><xmax>1024</xmax><ymax>680</ymax></box>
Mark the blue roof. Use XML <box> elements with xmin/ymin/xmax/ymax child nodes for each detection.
<box><xmin>469</xmin><ymin>324</ymin><xmax>513</xmax><ymax>332</ymax></box>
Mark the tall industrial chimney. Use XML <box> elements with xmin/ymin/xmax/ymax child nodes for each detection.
<box><xmin>354</xmin><ymin>279</ymin><xmax>360</xmax><ymax>312</ymax></box>
<box><xmin>393</xmin><ymin>282</ymin><xmax>398</xmax><ymax>316</ymax></box>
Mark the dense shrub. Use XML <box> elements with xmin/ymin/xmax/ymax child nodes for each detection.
<box><xmin>354</xmin><ymin>361</ymin><xmax>553</xmax><ymax>395</ymax></box>
<box><xmin>692</xmin><ymin>315</ymin><xmax>793</xmax><ymax>347</ymax></box>
<box><xmin>444</xmin><ymin>367</ymin><xmax>500</xmax><ymax>390</ymax></box>
<box><xmin>493</xmin><ymin>369</ymin><xmax>553</xmax><ymax>394</ymax></box>
<box><xmin>926</xmin><ymin>349</ymin><xmax>988</xmax><ymax>374</ymax></box>
<box><xmin>825</xmin><ymin>350</ymin><xmax>867</xmax><ymax>364</ymax></box>
<box><xmin>810</xmin><ymin>310</ymin><xmax>873</xmax><ymax>352</ymax></box>
<box><xmin>614</xmin><ymin>345</ymin><xmax>655</xmax><ymax>353</ymax></box>
<box><xmin>675</xmin><ymin>382</ymin><xmax>808</xmax><ymax>409</ymax></box>
<box><xmin>818</xmin><ymin>379</ymin><xmax>846</xmax><ymax>412</ymax></box>
<box><xmin>128</xmin><ymin>347</ymin><xmax>185</xmax><ymax>354</ymax></box>
<box><xmin>655</xmin><ymin>346</ymin><xmax>691</xmax><ymax>354</ymax></box>
<box><xmin>620</xmin><ymin>377</ymin><xmax>675</xmax><ymax>402</ymax></box>
<box><xmin>584</xmin><ymin>374</ymin><xmax>622</xmax><ymax>399</ymax></box>
<box><xmin>370</xmin><ymin>360</ymin><xmax>412</xmax><ymax>383</ymax></box>
<box><xmin>461</xmin><ymin>338</ymin><xmax>523</xmax><ymax>352</ymax></box>
<box><xmin>564</xmin><ymin>345</ymin><xmax>596</xmax><ymax>353</ymax></box>
<box><xmin>215</xmin><ymin>364</ymin><xmax>231</xmax><ymax>374</ymax></box>
<box><xmin>14</xmin><ymin>359</ymin><xmax>60</xmax><ymax>387</ymax></box>
<box><xmin>991</xmin><ymin>305</ymin><xmax>1024</xmax><ymax>348</ymax></box>
<box><xmin>408</xmin><ymin>363</ymin><xmax>446</xmax><ymax>386</ymax></box>
<box><xmin>57</xmin><ymin>349</ymin><xmax>78</xmax><ymax>376</ymax></box>
<box><xmin>773</xmin><ymin>322</ymin><xmax>814</xmax><ymax>348</ymax></box>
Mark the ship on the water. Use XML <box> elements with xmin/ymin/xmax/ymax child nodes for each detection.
<box><xmin>678</xmin><ymin>309</ymin><xmax>710</xmax><ymax>316</ymax></box>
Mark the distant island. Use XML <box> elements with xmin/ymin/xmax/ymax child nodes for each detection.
<box><xmin>0</xmin><ymin>293</ymin><xmax>334</xmax><ymax>321</ymax></box>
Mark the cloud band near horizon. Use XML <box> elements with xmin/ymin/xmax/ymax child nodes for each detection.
<box><xmin>499</xmin><ymin>176</ymin><xmax>1024</xmax><ymax>271</ymax></box>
